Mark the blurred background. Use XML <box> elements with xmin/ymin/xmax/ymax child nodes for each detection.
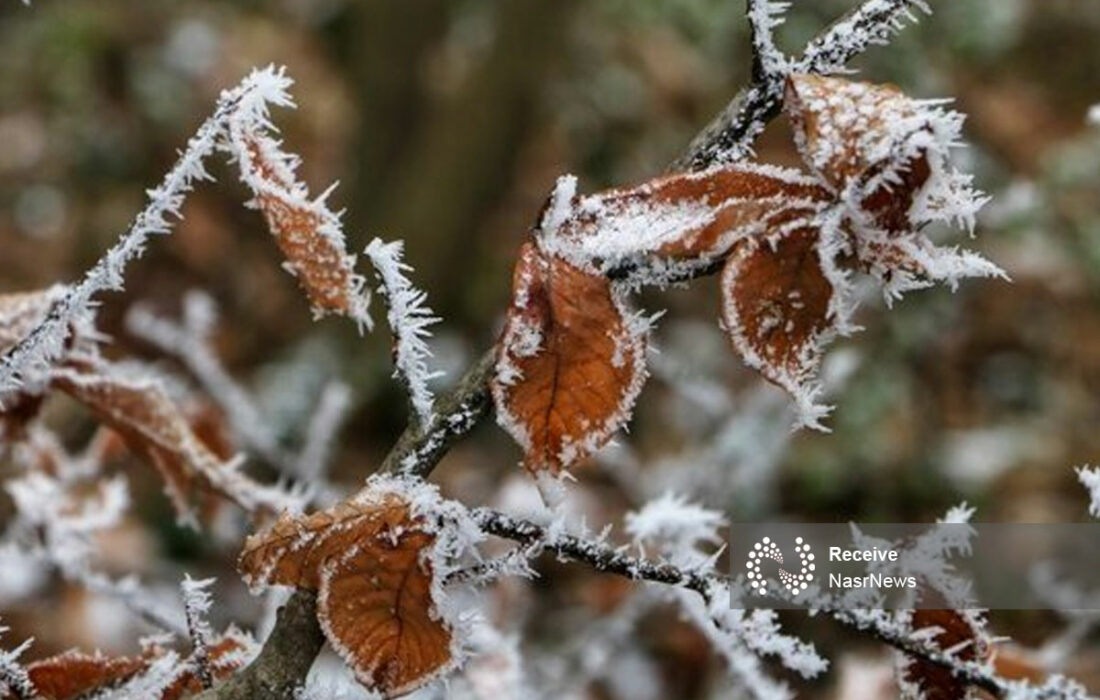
<box><xmin>2</xmin><ymin>0</ymin><xmax>1100</xmax><ymax>697</ymax></box>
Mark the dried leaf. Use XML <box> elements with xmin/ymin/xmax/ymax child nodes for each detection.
<box><xmin>239</xmin><ymin>489</ymin><xmax>454</xmax><ymax>697</ymax></box>
<box><xmin>18</xmin><ymin>650</ymin><xmax>145</xmax><ymax>700</ymax></box>
<box><xmin>232</xmin><ymin>134</ymin><xmax>370</xmax><ymax>329</ymax></box>
<box><xmin>538</xmin><ymin>166</ymin><xmax>831</xmax><ymax>284</ymax></box>
<box><xmin>720</xmin><ymin>214</ymin><xmax>844</xmax><ymax>427</ymax></box>
<box><xmin>492</xmin><ymin>242</ymin><xmax>647</xmax><ymax>475</ymax></box>
<box><xmin>898</xmin><ymin>609</ymin><xmax>989</xmax><ymax>700</ymax></box>
<box><xmin>52</xmin><ymin>362</ymin><xmax>289</xmax><ymax>525</ymax></box>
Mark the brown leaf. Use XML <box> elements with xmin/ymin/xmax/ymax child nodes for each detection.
<box><xmin>491</xmin><ymin>242</ymin><xmax>647</xmax><ymax>475</ymax></box>
<box><xmin>553</xmin><ymin>166</ymin><xmax>831</xmax><ymax>262</ymax></box>
<box><xmin>898</xmin><ymin>609</ymin><xmax>990</xmax><ymax>700</ymax></box>
<box><xmin>239</xmin><ymin>490</ymin><xmax>453</xmax><ymax>697</ymax></box>
<box><xmin>236</xmin><ymin>134</ymin><xmax>369</xmax><ymax>327</ymax></box>
<box><xmin>785</xmin><ymin>74</ymin><xmax>935</xmax><ymax>233</ymax></box>
<box><xmin>719</xmin><ymin>214</ymin><xmax>841</xmax><ymax>426</ymax></box>
<box><xmin>0</xmin><ymin>288</ymin><xmax>61</xmax><ymax>356</ymax></box>
<box><xmin>0</xmin><ymin>288</ymin><xmax>70</xmax><ymax>435</ymax></box>
<box><xmin>20</xmin><ymin>650</ymin><xmax>145</xmax><ymax>700</ymax></box>
<box><xmin>52</xmin><ymin>362</ymin><xmax>286</xmax><ymax>524</ymax></box>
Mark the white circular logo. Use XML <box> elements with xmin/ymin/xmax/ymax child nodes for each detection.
<box><xmin>745</xmin><ymin>536</ymin><xmax>815</xmax><ymax>595</ymax></box>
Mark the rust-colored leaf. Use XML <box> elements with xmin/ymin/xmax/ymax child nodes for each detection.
<box><xmin>785</xmin><ymin>74</ymin><xmax>934</xmax><ymax>232</ymax></box>
<box><xmin>239</xmin><ymin>490</ymin><xmax>453</xmax><ymax>698</ymax></box>
<box><xmin>19</xmin><ymin>650</ymin><xmax>145</xmax><ymax>700</ymax></box>
<box><xmin>0</xmin><ymin>289</ymin><xmax>61</xmax><ymax>356</ymax></box>
<box><xmin>235</xmin><ymin>134</ymin><xmax>370</xmax><ymax>328</ymax></box>
<box><xmin>898</xmin><ymin>609</ymin><xmax>989</xmax><ymax>700</ymax></box>
<box><xmin>51</xmin><ymin>363</ymin><xmax>282</xmax><ymax>524</ymax></box>
<box><xmin>491</xmin><ymin>242</ymin><xmax>647</xmax><ymax>475</ymax></box>
<box><xmin>719</xmin><ymin>214</ymin><xmax>838</xmax><ymax>425</ymax></box>
<box><xmin>554</xmin><ymin>166</ymin><xmax>831</xmax><ymax>262</ymax></box>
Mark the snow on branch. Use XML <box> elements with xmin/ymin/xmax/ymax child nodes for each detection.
<box><xmin>797</xmin><ymin>0</ymin><xmax>931</xmax><ymax>75</ymax></box>
<box><xmin>678</xmin><ymin>0</ymin><xmax>931</xmax><ymax>170</ymax></box>
<box><xmin>0</xmin><ymin>68</ymin><xmax>287</xmax><ymax>399</ymax></box>
<box><xmin>364</xmin><ymin>238</ymin><xmax>443</xmax><ymax>426</ymax></box>
<box><xmin>181</xmin><ymin>575</ymin><xmax>217</xmax><ymax>690</ymax></box>
<box><xmin>0</xmin><ymin>65</ymin><xmax>374</xmax><ymax>402</ymax></box>
<box><xmin>0</xmin><ymin>626</ymin><xmax>36</xmax><ymax>700</ymax></box>
<box><xmin>747</xmin><ymin>0</ymin><xmax>791</xmax><ymax>80</ymax></box>
<box><xmin>1077</xmin><ymin>466</ymin><xmax>1100</xmax><ymax>518</ymax></box>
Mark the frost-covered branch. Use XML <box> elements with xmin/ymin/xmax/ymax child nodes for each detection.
<box><xmin>126</xmin><ymin>293</ymin><xmax>350</xmax><ymax>488</ymax></box>
<box><xmin>0</xmin><ymin>627</ymin><xmax>35</xmax><ymax>700</ymax></box>
<box><xmin>182</xmin><ymin>575</ymin><xmax>217</xmax><ymax>690</ymax></box>
<box><xmin>364</xmin><ymin>238</ymin><xmax>442</xmax><ymax>427</ymax></box>
<box><xmin>675</xmin><ymin>0</ymin><xmax>930</xmax><ymax>170</ymax></box>
<box><xmin>0</xmin><ymin>68</ymin><xmax>294</xmax><ymax>400</ymax></box>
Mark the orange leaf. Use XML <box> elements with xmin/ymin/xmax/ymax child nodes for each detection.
<box><xmin>21</xmin><ymin>650</ymin><xmax>145</xmax><ymax>700</ymax></box>
<box><xmin>239</xmin><ymin>486</ymin><xmax>455</xmax><ymax>697</ymax></box>
<box><xmin>52</xmin><ymin>362</ymin><xmax>289</xmax><ymax>525</ymax></box>
<box><xmin>491</xmin><ymin>242</ymin><xmax>647</xmax><ymax>475</ymax></box>
<box><xmin>538</xmin><ymin>167</ymin><xmax>831</xmax><ymax>285</ymax></box>
<box><xmin>233</xmin><ymin>134</ymin><xmax>370</xmax><ymax>329</ymax></box>
<box><xmin>897</xmin><ymin>609</ymin><xmax>990</xmax><ymax>700</ymax></box>
<box><xmin>785</xmin><ymin>74</ymin><xmax>980</xmax><ymax>236</ymax></box>
<box><xmin>719</xmin><ymin>213</ymin><xmax>845</xmax><ymax>427</ymax></box>
<box><xmin>785</xmin><ymin>74</ymin><xmax>921</xmax><ymax>190</ymax></box>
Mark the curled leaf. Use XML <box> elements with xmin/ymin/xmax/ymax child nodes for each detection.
<box><xmin>785</xmin><ymin>73</ymin><xmax>985</xmax><ymax>234</ymax></box>
<box><xmin>230</xmin><ymin>131</ymin><xmax>371</xmax><ymax>330</ymax></box>
<box><xmin>539</xmin><ymin>166</ymin><xmax>831</xmax><ymax>283</ymax></box>
<box><xmin>720</xmin><ymin>212</ymin><xmax>851</xmax><ymax>427</ymax></box>
<box><xmin>239</xmin><ymin>480</ymin><xmax>462</xmax><ymax>697</ymax></box>
<box><xmin>492</xmin><ymin>242</ymin><xmax>648</xmax><ymax>475</ymax></box>
<box><xmin>52</xmin><ymin>362</ymin><xmax>295</xmax><ymax>526</ymax></box>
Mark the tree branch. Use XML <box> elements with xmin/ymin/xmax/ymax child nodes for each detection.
<box><xmin>192</xmin><ymin>590</ymin><xmax>324</xmax><ymax>700</ymax></box>
<box><xmin>199</xmin><ymin>2</ymin><xmax>936</xmax><ymax>697</ymax></box>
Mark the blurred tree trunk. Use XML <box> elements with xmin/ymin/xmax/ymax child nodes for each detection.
<box><xmin>350</xmin><ymin>0</ymin><xmax>577</xmax><ymax>327</ymax></box>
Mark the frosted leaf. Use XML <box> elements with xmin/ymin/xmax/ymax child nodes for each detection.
<box><xmin>239</xmin><ymin>474</ymin><xmax>483</xmax><ymax>697</ymax></box>
<box><xmin>719</xmin><ymin>210</ymin><xmax>856</xmax><ymax>430</ymax></box>
<box><xmin>13</xmin><ymin>649</ymin><xmax>146</xmax><ymax>699</ymax></box>
<box><xmin>226</xmin><ymin>107</ymin><xmax>372</xmax><ymax>331</ymax></box>
<box><xmin>52</xmin><ymin>362</ymin><xmax>301</xmax><ymax>526</ymax></box>
<box><xmin>492</xmin><ymin>242</ymin><xmax>649</xmax><ymax>476</ymax></box>
<box><xmin>364</xmin><ymin>238</ymin><xmax>442</xmax><ymax>426</ymax></box>
<box><xmin>537</xmin><ymin>163</ymin><xmax>831</xmax><ymax>289</ymax></box>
